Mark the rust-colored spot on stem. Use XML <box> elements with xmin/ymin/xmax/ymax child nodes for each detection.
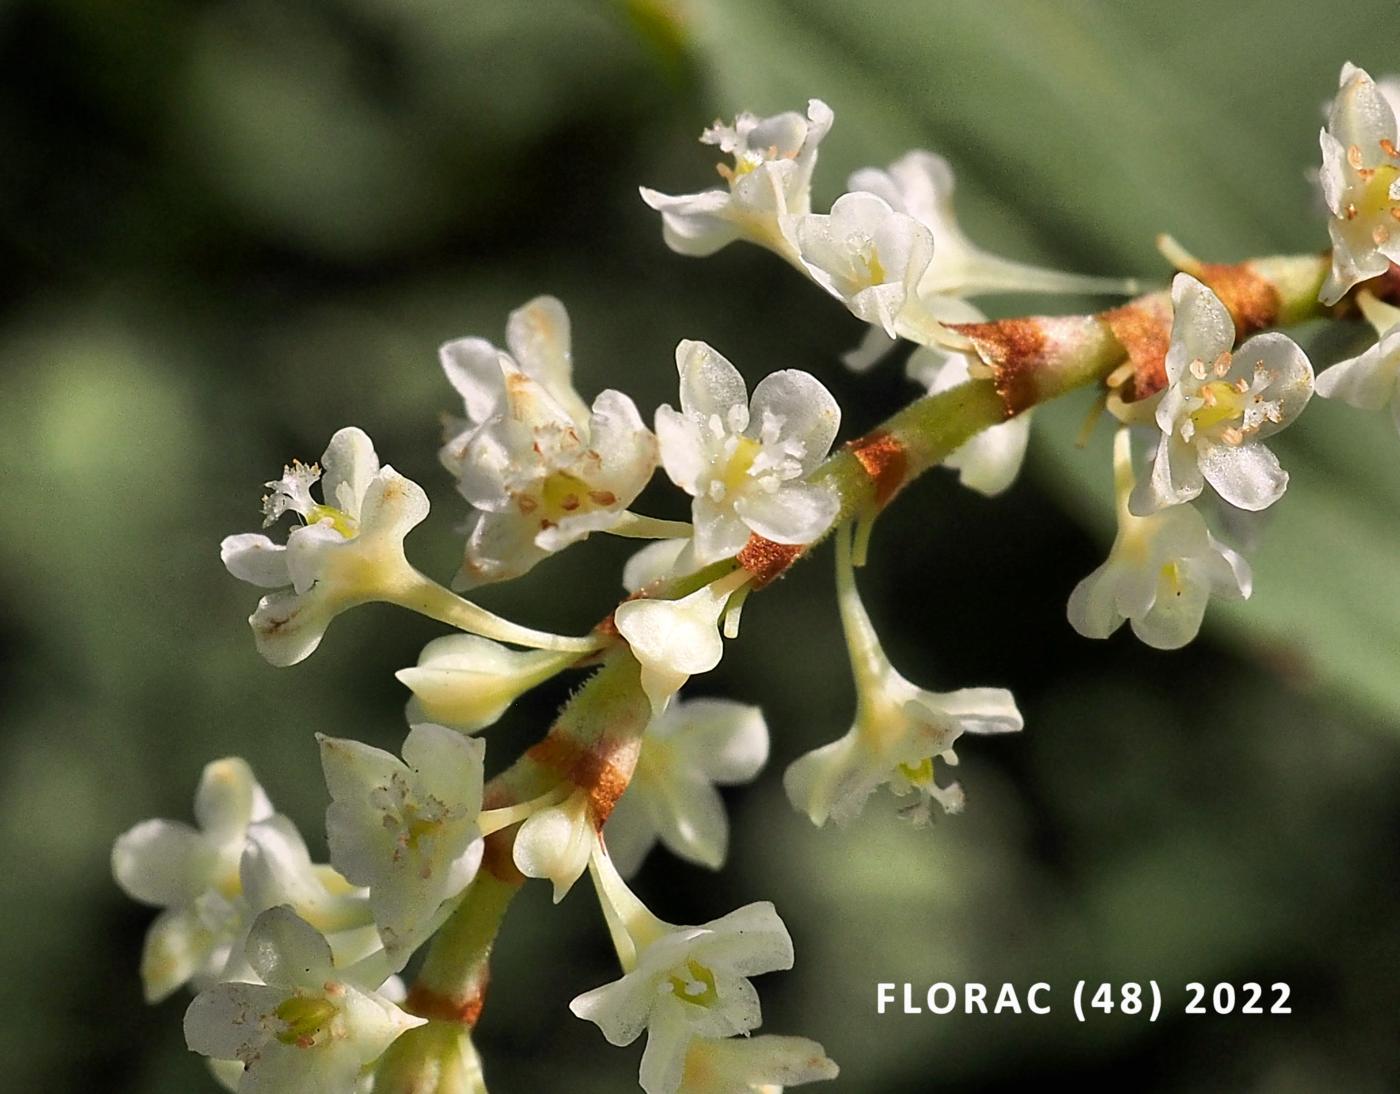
<box><xmin>406</xmin><ymin>982</ymin><xmax>487</xmax><ymax>1027</ymax></box>
<box><xmin>949</xmin><ymin>318</ymin><xmax>1047</xmax><ymax>414</ymax></box>
<box><xmin>526</xmin><ymin>734</ymin><xmax>637</xmax><ymax>825</ymax></box>
<box><xmin>846</xmin><ymin>430</ymin><xmax>908</xmax><ymax>508</ymax></box>
<box><xmin>737</xmin><ymin>534</ymin><xmax>803</xmax><ymax>587</ymax></box>
<box><xmin>479</xmin><ymin>829</ymin><xmax>525</xmax><ymax>883</ymax></box>
<box><xmin>1104</xmin><ymin>296</ymin><xmax>1171</xmax><ymax>400</ymax></box>
<box><xmin>1198</xmin><ymin>262</ymin><xmax>1280</xmax><ymax>337</ymax></box>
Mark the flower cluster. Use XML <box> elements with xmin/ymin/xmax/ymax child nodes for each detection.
<box><xmin>113</xmin><ymin>63</ymin><xmax>1397</xmax><ymax>1093</ymax></box>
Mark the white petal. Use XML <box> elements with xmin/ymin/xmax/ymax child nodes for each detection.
<box><xmin>1198</xmin><ymin>441</ymin><xmax>1288</xmax><ymax>511</ymax></box>
<box><xmin>141</xmin><ymin>905</ymin><xmax>222</xmax><ymax>1003</ymax></box>
<box><xmin>1165</xmin><ymin>275</ymin><xmax>1236</xmax><ymax>386</ymax></box>
<box><xmin>1067</xmin><ymin>559</ymin><xmax>1128</xmax><ymax>640</ymax></box>
<box><xmin>646</xmin><ymin>772</ymin><xmax>731</xmax><ymax>870</ymax></box>
<box><xmin>747</xmin><ymin>370</ymin><xmax>841</xmax><ymax>474</ymax></box>
<box><xmin>356</xmin><ymin>467</ymin><xmax>430</xmax><ymax>548</ymax></box>
<box><xmin>195</xmin><ymin>757</ymin><xmax>272</xmax><ymax>846</ymax></box>
<box><xmin>667</xmin><ymin>699</ymin><xmax>769</xmax><ymax>783</ymax></box>
<box><xmin>320</xmin><ymin>427</ymin><xmax>379</xmax><ymax>520</ymax></box>
<box><xmin>733</xmin><ymin>481</ymin><xmax>839</xmax><ymax>545</ymax></box>
<box><xmin>506</xmin><ymin>295</ymin><xmax>590</xmax><ymax>426</ymax></box>
<box><xmin>656</xmin><ymin>405</ymin><xmax>711</xmax><ymax>496</ymax></box>
<box><xmin>1131</xmin><ymin>565</ymin><xmax>1213</xmax><ymax>650</ymax></box>
<box><xmin>183</xmin><ymin>981</ymin><xmax>287</xmax><ymax>1061</ymax></box>
<box><xmin>248</xmin><ymin>588</ymin><xmax>337</xmax><ymax>667</ymax></box>
<box><xmin>440</xmin><ymin>338</ymin><xmax>508</xmax><ymax>425</ymax></box>
<box><xmin>639</xmin><ymin>186</ymin><xmax>740</xmax><ymax>258</ymax></box>
<box><xmin>1129</xmin><ymin>433</ymin><xmax>1202</xmax><ymax>516</ymax></box>
<box><xmin>1315</xmin><ymin>327</ymin><xmax>1400</xmax><ymax>410</ymax></box>
<box><xmin>675</xmin><ymin>340</ymin><xmax>749</xmax><ymax>423</ymax></box>
<box><xmin>513</xmin><ymin>796</ymin><xmax>594</xmax><ymax>902</ymax></box>
<box><xmin>601</xmin><ymin>791</ymin><xmax>659</xmax><ymax>878</ymax></box>
<box><xmin>638</xmin><ymin>1005</ymin><xmax>696</xmax><ymax>1094</ymax></box>
<box><xmin>244</xmin><ymin>906</ymin><xmax>336</xmax><ymax>991</ymax></box>
<box><xmin>615</xmin><ymin>589</ymin><xmax>727</xmax><ymax>680</ymax></box>
<box><xmin>112</xmin><ymin>819</ymin><xmax>210</xmax><ymax>907</ymax></box>
<box><xmin>220</xmin><ymin>534</ymin><xmax>291</xmax><ymax>589</ymax></box>
<box><xmin>681</xmin><ymin>1034</ymin><xmax>839</xmax><ymax>1092</ymax></box>
<box><xmin>929</xmin><ymin>687</ymin><xmax>1024</xmax><ymax>736</ymax></box>
<box><xmin>623</xmin><ymin>539</ymin><xmax>692</xmax><ymax>594</ymax></box>
<box><xmin>690</xmin><ymin>503</ymin><xmax>752</xmax><ymax>566</ymax></box>
<box><xmin>402</xmin><ymin>723</ymin><xmax>485</xmax><ymax>813</ymax></box>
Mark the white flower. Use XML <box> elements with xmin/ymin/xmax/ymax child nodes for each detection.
<box><xmin>677</xmin><ymin>1036</ymin><xmax>838</xmax><ymax>1094</ymax></box>
<box><xmin>319</xmin><ymin>724</ymin><xmax>486</xmax><ymax>966</ymax></box>
<box><xmin>784</xmin><ymin>524</ymin><xmax>1022</xmax><ymax>827</ymax></box>
<box><xmin>571</xmin><ymin>852</ymin><xmax>795</xmax><ymax>1094</ymax></box>
<box><xmin>641</xmin><ymin>100</ymin><xmax>834</xmax><ymax>258</ymax></box>
<box><xmin>1319</xmin><ymin>63</ymin><xmax>1400</xmax><ymax>305</ymax></box>
<box><xmin>1315</xmin><ymin>291</ymin><xmax>1400</xmax><ymax>429</ymax></box>
<box><xmin>605</xmin><ymin>697</ymin><xmax>768</xmax><ymax>875</ymax></box>
<box><xmin>184</xmin><ymin>906</ymin><xmax>424</xmax><ymax>1094</ymax></box>
<box><xmin>221</xmin><ymin>427</ymin><xmax>430</xmax><ymax>667</ymax></box>
<box><xmin>1130</xmin><ymin>274</ymin><xmax>1313</xmax><ymax>515</ymax></box>
<box><xmin>656</xmin><ymin>340</ymin><xmax>840</xmax><ymax>564</ymax></box>
<box><xmin>789</xmin><ymin>192</ymin><xmax>935</xmax><ymax>339</ymax></box>
<box><xmin>512</xmin><ymin>788</ymin><xmax>597</xmax><ymax>903</ymax></box>
<box><xmin>1069</xmin><ymin>430</ymin><xmax>1251</xmax><ymax>650</ymax></box>
<box><xmin>395</xmin><ymin>633</ymin><xmax>578</xmax><ymax>733</ymax></box>
<box><xmin>848</xmin><ymin>149</ymin><xmax>1137</xmax><ymax>302</ymax></box>
<box><xmin>614</xmin><ymin>570</ymin><xmax>750</xmax><ymax>713</ymax></box>
<box><xmin>112</xmin><ymin>758</ymin><xmax>272</xmax><ymax>1002</ymax></box>
<box><xmin>439</xmin><ymin>297</ymin><xmax>658</xmax><ymax>587</ymax></box>
<box><xmin>905</xmin><ymin>336</ymin><xmax>1030</xmax><ymax>497</ymax></box>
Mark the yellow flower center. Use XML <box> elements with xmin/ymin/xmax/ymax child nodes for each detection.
<box><xmin>1160</xmin><ymin>561</ymin><xmax>1183</xmax><ymax>597</ymax></box>
<box><xmin>274</xmin><ymin>995</ymin><xmax>338</xmax><ymax>1047</ymax></box>
<box><xmin>719</xmin><ymin>435</ymin><xmax>762</xmax><ymax>494</ymax></box>
<box><xmin>668</xmin><ymin>959</ymin><xmax>720</xmax><ymax>1008</ymax></box>
<box><xmin>897</xmin><ymin>757</ymin><xmax>934</xmax><ymax>786</ymax></box>
<box><xmin>1190</xmin><ymin>380</ymin><xmax>1248</xmax><ymax>432</ymax></box>
<box><xmin>305</xmin><ymin>504</ymin><xmax>357</xmax><ymax>538</ymax></box>
<box><xmin>1359</xmin><ymin>163</ymin><xmax>1400</xmax><ymax>221</ymax></box>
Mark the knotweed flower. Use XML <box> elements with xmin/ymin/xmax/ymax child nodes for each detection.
<box><xmin>614</xmin><ymin>569</ymin><xmax>752</xmax><ymax>712</ymax></box>
<box><xmin>677</xmin><ymin>1036</ymin><xmax>838</xmax><ymax>1093</ymax></box>
<box><xmin>319</xmin><ymin>724</ymin><xmax>486</xmax><ymax>966</ymax></box>
<box><xmin>656</xmin><ymin>340</ymin><xmax>840</xmax><ymax>564</ymax></box>
<box><xmin>440</xmin><ymin>297</ymin><xmax>658</xmax><ymax>587</ymax></box>
<box><xmin>1130</xmin><ymin>274</ymin><xmax>1313</xmax><ymax>515</ymax></box>
<box><xmin>784</xmin><ymin>524</ymin><xmax>1022</xmax><ymax>827</ymax></box>
<box><xmin>1319</xmin><ymin>63</ymin><xmax>1400</xmax><ymax>305</ymax></box>
<box><xmin>1069</xmin><ymin>430</ymin><xmax>1251</xmax><ymax>649</ymax></box>
<box><xmin>112</xmin><ymin>758</ymin><xmax>271</xmax><ymax>1002</ymax></box>
<box><xmin>905</xmin><ymin>336</ymin><xmax>1031</xmax><ymax>497</ymax></box>
<box><xmin>220</xmin><ymin>427</ymin><xmax>430</xmax><ymax>666</ymax></box>
<box><xmin>395</xmin><ymin>633</ymin><xmax>578</xmax><ymax>732</ymax></box>
<box><xmin>572</xmin><ymin>850</ymin><xmax>795</xmax><ymax>1094</ymax></box>
<box><xmin>184</xmin><ymin>906</ymin><xmax>424</xmax><ymax>1093</ymax></box>
<box><xmin>1315</xmin><ymin>291</ymin><xmax>1400</xmax><ymax>428</ymax></box>
<box><xmin>789</xmin><ymin>192</ymin><xmax>934</xmax><ymax>339</ymax></box>
<box><xmin>640</xmin><ymin>100</ymin><xmax>833</xmax><ymax>259</ymax></box>
<box><xmin>605</xmin><ymin>697</ymin><xmax>768</xmax><ymax>875</ymax></box>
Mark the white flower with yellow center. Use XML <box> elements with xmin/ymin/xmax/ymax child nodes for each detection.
<box><xmin>677</xmin><ymin>1035</ymin><xmax>838</xmax><ymax>1094</ymax></box>
<box><xmin>220</xmin><ymin>427</ymin><xmax>430</xmax><ymax>667</ymax></box>
<box><xmin>656</xmin><ymin>340</ymin><xmax>840</xmax><ymax>565</ymax></box>
<box><xmin>1130</xmin><ymin>274</ymin><xmax>1313</xmax><ymax>515</ymax></box>
<box><xmin>395</xmin><ymin>633</ymin><xmax>579</xmax><ymax>733</ymax></box>
<box><xmin>784</xmin><ymin>524</ymin><xmax>1022</xmax><ymax>828</ymax></box>
<box><xmin>318</xmin><ymin>724</ymin><xmax>487</xmax><ymax>967</ymax></box>
<box><xmin>571</xmin><ymin>849</ymin><xmax>795</xmax><ymax>1094</ymax></box>
<box><xmin>789</xmin><ymin>192</ymin><xmax>935</xmax><ymax>339</ymax></box>
<box><xmin>905</xmin><ymin>332</ymin><xmax>1031</xmax><ymax>498</ymax></box>
<box><xmin>1319</xmin><ymin>63</ymin><xmax>1400</xmax><ymax>305</ymax></box>
<box><xmin>184</xmin><ymin>906</ymin><xmax>424</xmax><ymax>1094</ymax></box>
<box><xmin>641</xmin><ymin>100</ymin><xmax>833</xmax><ymax>259</ymax></box>
<box><xmin>1316</xmin><ymin>291</ymin><xmax>1400</xmax><ymax>428</ymax></box>
<box><xmin>1069</xmin><ymin>430</ymin><xmax>1251</xmax><ymax>650</ymax></box>
<box><xmin>440</xmin><ymin>297</ymin><xmax>658</xmax><ymax>588</ymax></box>
<box><xmin>112</xmin><ymin>758</ymin><xmax>271</xmax><ymax>1002</ymax></box>
<box><xmin>605</xmin><ymin>696</ymin><xmax>768</xmax><ymax>876</ymax></box>
<box><xmin>614</xmin><ymin>568</ymin><xmax>753</xmax><ymax>713</ymax></box>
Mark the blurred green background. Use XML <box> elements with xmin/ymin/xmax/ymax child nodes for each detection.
<box><xmin>3</xmin><ymin>0</ymin><xmax>1399</xmax><ymax>1090</ymax></box>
